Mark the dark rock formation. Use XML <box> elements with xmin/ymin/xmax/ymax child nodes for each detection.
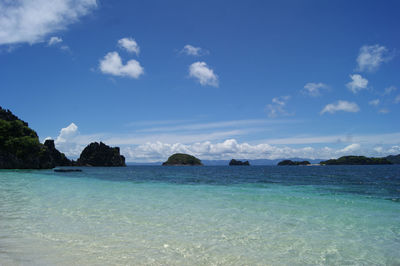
<box><xmin>0</xmin><ymin>107</ymin><xmax>72</xmax><ymax>169</ymax></box>
<box><xmin>162</xmin><ymin>153</ymin><xmax>202</xmax><ymax>166</ymax></box>
<box><xmin>77</xmin><ymin>142</ymin><xmax>126</xmax><ymax>166</ymax></box>
<box><xmin>320</xmin><ymin>156</ymin><xmax>392</xmax><ymax>165</ymax></box>
<box><xmin>229</xmin><ymin>159</ymin><xmax>250</xmax><ymax>166</ymax></box>
<box><xmin>40</xmin><ymin>139</ymin><xmax>74</xmax><ymax>168</ymax></box>
<box><xmin>277</xmin><ymin>160</ymin><xmax>310</xmax><ymax>166</ymax></box>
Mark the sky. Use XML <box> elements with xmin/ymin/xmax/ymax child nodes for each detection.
<box><xmin>1</xmin><ymin>0</ymin><xmax>400</xmax><ymax>162</ymax></box>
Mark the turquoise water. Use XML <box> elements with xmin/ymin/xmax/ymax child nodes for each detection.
<box><xmin>0</xmin><ymin>166</ymin><xmax>400</xmax><ymax>265</ymax></box>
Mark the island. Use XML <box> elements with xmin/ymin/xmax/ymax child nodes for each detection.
<box><xmin>0</xmin><ymin>107</ymin><xmax>126</xmax><ymax>169</ymax></box>
<box><xmin>0</xmin><ymin>107</ymin><xmax>73</xmax><ymax>169</ymax></box>
<box><xmin>229</xmin><ymin>159</ymin><xmax>250</xmax><ymax>166</ymax></box>
<box><xmin>77</xmin><ymin>142</ymin><xmax>126</xmax><ymax>167</ymax></box>
<box><xmin>277</xmin><ymin>160</ymin><xmax>311</xmax><ymax>166</ymax></box>
<box><xmin>162</xmin><ymin>153</ymin><xmax>203</xmax><ymax>166</ymax></box>
<box><xmin>320</xmin><ymin>156</ymin><xmax>392</xmax><ymax>165</ymax></box>
<box><xmin>386</xmin><ymin>154</ymin><xmax>400</xmax><ymax>164</ymax></box>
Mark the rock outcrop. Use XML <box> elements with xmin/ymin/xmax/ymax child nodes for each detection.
<box><xmin>162</xmin><ymin>153</ymin><xmax>203</xmax><ymax>166</ymax></box>
<box><xmin>0</xmin><ymin>107</ymin><xmax>73</xmax><ymax>169</ymax></box>
<box><xmin>277</xmin><ymin>160</ymin><xmax>310</xmax><ymax>166</ymax></box>
<box><xmin>229</xmin><ymin>159</ymin><xmax>250</xmax><ymax>166</ymax></box>
<box><xmin>77</xmin><ymin>142</ymin><xmax>126</xmax><ymax>166</ymax></box>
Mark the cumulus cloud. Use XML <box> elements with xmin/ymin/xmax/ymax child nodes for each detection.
<box><xmin>48</xmin><ymin>36</ymin><xmax>62</xmax><ymax>46</ymax></box>
<box><xmin>118</xmin><ymin>37</ymin><xmax>139</xmax><ymax>54</ymax></box>
<box><xmin>346</xmin><ymin>74</ymin><xmax>368</xmax><ymax>94</ymax></box>
<box><xmin>99</xmin><ymin>51</ymin><xmax>144</xmax><ymax>79</ymax></box>
<box><xmin>302</xmin><ymin>82</ymin><xmax>328</xmax><ymax>97</ymax></box>
<box><xmin>356</xmin><ymin>44</ymin><xmax>393</xmax><ymax>72</ymax></box>
<box><xmin>55</xmin><ymin>122</ymin><xmax>78</xmax><ymax>144</ymax></box>
<box><xmin>181</xmin><ymin>44</ymin><xmax>206</xmax><ymax>56</ymax></box>
<box><xmin>189</xmin><ymin>61</ymin><xmax>218</xmax><ymax>87</ymax></box>
<box><xmin>368</xmin><ymin>99</ymin><xmax>380</xmax><ymax>106</ymax></box>
<box><xmin>266</xmin><ymin>96</ymin><xmax>291</xmax><ymax>118</ymax></box>
<box><xmin>320</xmin><ymin>100</ymin><xmax>360</xmax><ymax>114</ymax></box>
<box><xmin>0</xmin><ymin>0</ymin><xmax>97</xmax><ymax>46</ymax></box>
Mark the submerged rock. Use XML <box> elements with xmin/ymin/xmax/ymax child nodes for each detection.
<box><xmin>77</xmin><ymin>142</ymin><xmax>126</xmax><ymax>167</ymax></box>
<box><xmin>229</xmin><ymin>159</ymin><xmax>250</xmax><ymax>166</ymax></box>
<box><xmin>162</xmin><ymin>153</ymin><xmax>203</xmax><ymax>166</ymax></box>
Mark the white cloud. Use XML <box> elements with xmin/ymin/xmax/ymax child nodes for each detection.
<box><xmin>0</xmin><ymin>0</ymin><xmax>97</xmax><ymax>46</ymax></box>
<box><xmin>123</xmin><ymin>139</ymin><xmax>325</xmax><ymax>162</ymax></box>
<box><xmin>321</xmin><ymin>100</ymin><xmax>360</xmax><ymax>114</ymax></box>
<box><xmin>118</xmin><ymin>37</ymin><xmax>139</xmax><ymax>54</ymax></box>
<box><xmin>266</xmin><ymin>96</ymin><xmax>291</xmax><ymax>118</ymax></box>
<box><xmin>356</xmin><ymin>44</ymin><xmax>393</xmax><ymax>72</ymax></box>
<box><xmin>189</xmin><ymin>61</ymin><xmax>218</xmax><ymax>87</ymax></box>
<box><xmin>368</xmin><ymin>99</ymin><xmax>380</xmax><ymax>106</ymax></box>
<box><xmin>395</xmin><ymin>94</ymin><xmax>400</xmax><ymax>104</ymax></box>
<box><xmin>181</xmin><ymin>44</ymin><xmax>206</xmax><ymax>56</ymax></box>
<box><xmin>338</xmin><ymin>143</ymin><xmax>361</xmax><ymax>153</ymax></box>
<box><xmin>384</xmin><ymin>86</ymin><xmax>397</xmax><ymax>95</ymax></box>
<box><xmin>346</xmin><ymin>74</ymin><xmax>368</xmax><ymax>94</ymax></box>
<box><xmin>302</xmin><ymin>82</ymin><xmax>327</xmax><ymax>97</ymax></box>
<box><xmin>99</xmin><ymin>51</ymin><xmax>144</xmax><ymax>79</ymax></box>
<box><xmin>378</xmin><ymin>108</ymin><xmax>389</xmax><ymax>114</ymax></box>
<box><xmin>48</xmin><ymin>36</ymin><xmax>62</xmax><ymax>46</ymax></box>
<box><xmin>55</xmin><ymin>122</ymin><xmax>78</xmax><ymax>144</ymax></box>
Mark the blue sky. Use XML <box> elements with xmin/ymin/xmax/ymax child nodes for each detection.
<box><xmin>1</xmin><ymin>0</ymin><xmax>400</xmax><ymax>162</ymax></box>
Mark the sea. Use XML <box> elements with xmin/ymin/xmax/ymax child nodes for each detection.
<box><xmin>0</xmin><ymin>165</ymin><xmax>399</xmax><ymax>265</ymax></box>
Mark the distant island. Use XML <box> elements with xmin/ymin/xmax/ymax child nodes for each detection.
<box><xmin>229</xmin><ymin>159</ymin><xmax>250</xmax><ymax>166</ymax></box>
<box><xmin>277</xmin><ymin>160</ymin><xmax>310</xmax><ymax>166</ymax></box>
<box><xmin>320</xmin><ymin>156</ymin><xmax>392</xmax><ymax>165</ymax></box>
<box><xmin>0</xmin><ymin>107</ymin><xmax>125</xmax><ymax>169</ymax></box>
<box><xmin>162</xmin><ymin>153</ymin><xmax>203</xmax><ymax>166</ymax></box>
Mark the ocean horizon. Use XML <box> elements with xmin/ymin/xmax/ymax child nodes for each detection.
<box><xmin>1</xmin><ymin>165</ymin><xmax>399</xmax><ymax>265</ymax></box>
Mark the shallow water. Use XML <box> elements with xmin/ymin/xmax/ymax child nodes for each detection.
<box><xmin>0</xmin><ymin>166</ymin><xmax>399</xmax><ymax>265</ymax></box>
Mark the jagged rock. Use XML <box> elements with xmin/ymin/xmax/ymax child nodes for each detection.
<box><xmin>77</xmin><ymin>142</ymin><xmax>126</xmax><ymax>166</ymax></box>
<box><xmin>229</xmin><ymin>159</ymin><xmax>250</xmax><ymax>166</ymax></box>
<box><xmin>162</xmin><ymin>153</ymin><xmax>202</xmax><ymax>166</ymax></box>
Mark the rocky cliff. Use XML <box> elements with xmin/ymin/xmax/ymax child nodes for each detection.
<box><xmin>77</xmin><ymin>142</ymin><xmax>126</xmax><ymax>166</ymax></box>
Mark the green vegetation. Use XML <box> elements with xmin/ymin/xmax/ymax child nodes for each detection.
<box><xmin>229</xmin><ymin>159</ymin><xmax>250</xmax><ymax>166</ymax></box>
<box><xmin>277</xmin><ymin>160</ymin><xmax>310</xmax><ymax>166</ymax></box>
<box><xmin>0</xmin><ymin>107</ymin><xmax>72</xmax><ymax>169</ymax></box>
<box><xmin>320</xmin><ymin>156</ymin><xmax>392</xmax><ymax>165</ymax></box>
<box><xmin>162</xmin><ymin>153</ymin><xmax>203</xmax><ymax>166</ymax></box>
